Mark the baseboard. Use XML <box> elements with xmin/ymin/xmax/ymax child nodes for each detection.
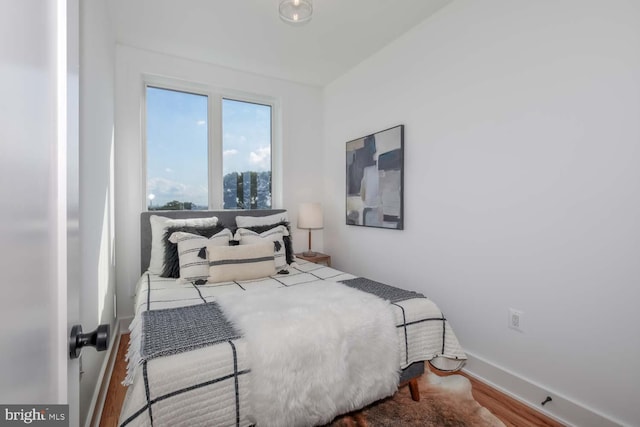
<box><xmin>462</xmin><ymin>352</ymin><xmax>623</xmax><ymax>427</ymax></box>
<box><xmin>86</xmin><ymin>323</ymin><xmax>122</xmax><ymax>427</ymax></box>
<box><xmin>119</xmin><ymin>316</ymin><xmax>133</xmax><ymax>334</ymax></box>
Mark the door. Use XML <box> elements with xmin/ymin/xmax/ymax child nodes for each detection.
<box><xmin>0</xmin><ymin>0</ymin><xmax>80</xmax><ymax>424</ymax></box>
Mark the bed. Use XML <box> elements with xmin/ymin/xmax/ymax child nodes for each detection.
<box><xmin>119</xmin><ymin>210</ymin><xmax>466</xmax><ymax>427</ymax></box>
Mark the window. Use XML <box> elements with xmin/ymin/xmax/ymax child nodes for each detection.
<box><xmin>146</xmin><ymin>87</ymin><xmax>209</xmax><ymax>210</ymax></box>
<box><xmin>145</xmin><ymin>84</ymin><xmax>274</xmax><ymax>210</ymax></box>
<box><xmin>222</xmin><ymin>99</ymin><xmax>272</xmax><ymax>209</ymax></box>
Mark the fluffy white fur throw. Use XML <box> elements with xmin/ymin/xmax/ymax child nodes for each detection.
<box><xmin>216</xmin><ymin>281</ymin><xmax>400</xmax><ymax>427</ymax></box>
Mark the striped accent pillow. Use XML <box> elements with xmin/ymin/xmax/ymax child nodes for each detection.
<box><xmin>169</xmin><ymin>229</ymin><xmax>233</xmax><ymax>283</ymax></box>
<box><xmin>149</xmin><ymin>214</ymin><xmax>218</xmax><ymax>274</ymax></box>
<box><xmin>207</xmin><ymin>243</ymin><xmax>276</xmax><ymax>284</ymax></box>
<box><xmin>234</xmin><ymin>212</ymin><xmax>294</xmax><ymax>265</ymax></box>
<box><xmin>234</xmin><ymin>225</ymin><xmax>289</xmax><ymax>271</ymax></box>
<box><xmin>235</xmin><ymin>212</ymin><xmax>288</xmax><ymax>228</ymax></box>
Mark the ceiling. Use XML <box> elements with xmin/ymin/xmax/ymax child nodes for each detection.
<box><xmin>110</xmin><ymin>0</ymin><xmax>452</xmax><ymax>86</ymax></box>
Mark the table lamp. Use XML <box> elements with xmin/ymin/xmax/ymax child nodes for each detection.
<box><xmin>298</xmin><ymin>202</ymin><xmax>323</xmax><ymax>257</ymax></box>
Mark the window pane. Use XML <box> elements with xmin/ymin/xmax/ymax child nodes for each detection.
<box><xmin>146</xmin><ymin>86</ymin><xmax>208</xmax><ymax>210</ymax></box>
<box><xmin>222</xmin><ymin>99</ymin><xmax>272</xmax><ymax>209</ymax></box>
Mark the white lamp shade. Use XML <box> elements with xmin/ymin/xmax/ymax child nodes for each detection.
<box><xmin>298</xmin><ymin>202</ymin><xmax>323</xmax><ymax>229</ymax></box>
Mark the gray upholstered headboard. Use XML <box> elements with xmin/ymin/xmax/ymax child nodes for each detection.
<box><xmin>140</xmin><ymin>209</ymin><xmax>287</xmax><ymax>274</ymax></box>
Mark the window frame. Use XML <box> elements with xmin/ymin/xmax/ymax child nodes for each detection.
<box><xmin>141</xmin><ymin>75</ymin><xmax>280</xmax><ymax>211</ymax></box>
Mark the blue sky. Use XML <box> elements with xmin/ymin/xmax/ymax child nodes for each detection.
<box><xmin>146</xmin><ymin>87</ymin><xmax>271</xmax><ymax>207</ymax></box>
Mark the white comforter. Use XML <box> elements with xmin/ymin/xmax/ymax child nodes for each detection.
<box><xmin>119</xmin><ymin>260</ymin><xmax>466</xmax><ymax>427</ymax></box>
<box><xmin>217</xmin><ymin>282</ymin><xmax>399</xmax><ymax>426</ymax></box>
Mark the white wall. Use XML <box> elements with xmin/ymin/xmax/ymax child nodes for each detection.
<box><xmin>115</xmin><ymin>45</ymin><xmax>324</xmax><ymax>317</ymax></box>
<box><xmin>79</xmin><ymin>0</ymin><xmax>116</xmax><ymax>424</ymax></box>
<box><xmin>323</xmin><ymin>0</ymin><xmax>640</xmax><ymax>425</ymax></box>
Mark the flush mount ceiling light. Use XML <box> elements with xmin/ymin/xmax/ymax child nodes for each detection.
<box><xmin>279</xmin><ymin>0</ymin><xmax>313</xmax><ymax>25</ymax></box>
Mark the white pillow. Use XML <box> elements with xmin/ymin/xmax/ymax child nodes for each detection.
<box><xmin>235</xmin><ymin>212</ymin><xmax>288</xmax><ymax>228</ymax></box>
<box><xmin>169</xmin><ymin>229</ymin><xmax>233</xmax><ymax>283</ymax></box>
<box><xmin>148</xmin><ymin>215</ymin><xmax>218</xmax><ymax>274</ymax></box>
<box><xmin>207</xmin><ymin>243</ymin><xmax>276</xmax><ymax>284</ymax></box>
<box><xmin>234</xmin><ymin>226</ymin><xmax>289</xmax><ymax>272</ymax></box>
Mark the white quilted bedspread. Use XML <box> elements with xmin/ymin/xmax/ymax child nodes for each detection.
<box><xmin>118</xmin><ymin>260</ymin><xmax>466</xmax><ymax>427</ymax></box>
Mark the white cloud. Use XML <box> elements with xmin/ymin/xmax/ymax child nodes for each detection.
<box><xmin>147</xmin><ymin>177</ymin><xmax>186</xmax><ymax>197</ymax></box>
<box><xmin>147</xmin><ymin>176</ymin><xmax>207</xmax><ymax>206</ymax></box>
<box><xmin>196</xmin><ymin>120</ymin><xmax>206</xmax><ymax>126</ymax></box>
<box><xmin>165</xmin><ymin>167</ymin><xmax>173</xmax><ymax>173</ymax></box>
<box><xmin>223</xmin><ymin>149</ymin><xmax>239</xmax><ymax>156</ymax></box>
<box><xmin>248</xmin><ymin>146</ymin><xmax>271</xmax><ymax>171</ymax></box>
<box><xmin>249</xmin><ymin>146</ymin><xmax>270</xmax><ymax>163</ymax></box>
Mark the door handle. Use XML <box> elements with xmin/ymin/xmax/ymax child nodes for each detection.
<box><xmin>69</xmin><ymin>324</ymin><xmax>110</xmax><ymax>359</ymax></box>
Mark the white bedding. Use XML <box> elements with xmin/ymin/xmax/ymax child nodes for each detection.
<box><xmin>119</xmin><ymin>260</ymin><xmax>466</xmax><ymax>427</ymax></box>
<box><xmin>217</xmin><ymin>282</ymin><xmax>399</xmax><ymax>426</ymax></box>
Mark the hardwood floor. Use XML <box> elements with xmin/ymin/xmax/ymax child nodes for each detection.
<box><xmin>98</xmin><ymin>334</ymin><xmax>129</xmax><ymax>427</ymax></box>
<box><xmin>432</xmin><ymin>370</ymin><xmax>564</xmax><ymax>427</ymax></box>
<box><xmin>100</xmin><ymin>334</ymin><xmax>564</xmax><ymax>427</ymax></box>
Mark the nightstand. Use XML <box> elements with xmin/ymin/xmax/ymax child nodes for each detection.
<box><xmin>295</xmin><ymin>252</ymin><xmax>331</xmax><ymax>267</ymax></box>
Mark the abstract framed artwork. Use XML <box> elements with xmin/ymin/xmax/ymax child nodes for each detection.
<box><xmin>346</xmin><ymin>125</ymin><xmax>404</xmax><ymax>230</ymax></box>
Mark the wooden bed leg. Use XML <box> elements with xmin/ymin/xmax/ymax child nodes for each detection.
<box><xmin>408</xmin><ymin>378</ymin><xmax>420</xmax><ymax>402</ymax></box>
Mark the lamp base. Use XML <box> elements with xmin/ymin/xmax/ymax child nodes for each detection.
<box><xmin>302</xmin><ymin>250</ymin><xmax>317</xmax><ymax>257</ymax></box>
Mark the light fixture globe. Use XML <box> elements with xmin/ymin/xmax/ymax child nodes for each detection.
<box><xmin>279</xmin><ymin>0</ymin><xmax>313</xmax><ymax>24</ymax></box>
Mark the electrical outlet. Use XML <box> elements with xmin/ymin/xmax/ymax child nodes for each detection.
<box><xmin>508</xmin><ymin>308</ymin><xmax>523</xmax><ymax>332</ymax></box>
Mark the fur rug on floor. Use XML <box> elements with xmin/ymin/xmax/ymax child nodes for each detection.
<box><xmin>328</xmin><ymin>364</ymin><xmax>506</xmax><ymax>427</ymax></box>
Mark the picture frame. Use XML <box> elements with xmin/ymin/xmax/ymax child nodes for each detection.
<box><xmin>346</xmin><ymin>125</ymin><xmax>404</xmax><ymax>230</ymax></box>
